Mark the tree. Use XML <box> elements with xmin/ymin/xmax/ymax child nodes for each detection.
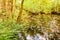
<box><xmin>0</xmin><ymin>0</ymin><xmax>6</xmax><ymax>14</ymax></box>
<box><xmin>5</xmin><ymin>0</ymin><xmax>13</xmax><ymax>18</ymax></box>
<box><xmin>12</xmin><ymin>0</ymin><xmax>16</xmax><ymax>18</ymax></box>
<box><xmin>16</xmin><ymin>0</ymin><xmax>24</xmax><ymax>23</ymax></box>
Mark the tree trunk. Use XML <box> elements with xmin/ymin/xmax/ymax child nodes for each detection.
<box><xmin>5</xmin><ymin>0</ymin><xmax>13</xmax><ymax>18</ymax></box>
<box><xmin>0</xmin><ymin>0</ymin><xmax>6</xmax><ymax>13</ymax></box>
<box><xmin>12</xmin><ymin>0</ymin><xmax>16</xmax><ymax>18</ymax></box>
<box><xmin>16</xmin><ymin>0</ymin><xmax>24</xmax><ymax>23</ymax></box>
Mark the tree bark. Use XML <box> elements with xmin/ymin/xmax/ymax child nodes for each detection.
<box><xmin>16</xmin><ymin>0</ymin><xmax>24</xmax><ymax>23</ymax></box>
<box><xmin>5</xmin><ymin>0</ymin><xmax>13</xmax><ymax>18</ymax></box>
<box><xmin>0</xmin><ymin>0</ymin><xmax>6</xmax><ymax>13</ymax></box>
<box><xmin>12</xmin><ymin>0</ymin><xmax>16</xmax><ymax>18</ymax></box>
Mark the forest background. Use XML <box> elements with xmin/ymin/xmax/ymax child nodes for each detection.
<box><xmin>0</xmin><ymin>0</ymin><xmax>60</xmax><ymax>40</ymax></box>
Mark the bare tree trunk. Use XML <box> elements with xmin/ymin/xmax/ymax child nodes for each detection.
<box><xmin>0</xmin><ymin>0</ymin><xmax>6</xmax><ymax>13</ymax></box>
<box><xmin>5</xmin><ymin>0</ymin><xmax>13</xmax><ymax>18</ymax></box>
<box><xmin>16</xmin><ymin>0</ymin><xmax>24</xmax><ymax>23</ymax></box>
<box><xmin>12</xmin><ymin>0</ymin><xmax>16</xmax><ymax>19</ymax></box>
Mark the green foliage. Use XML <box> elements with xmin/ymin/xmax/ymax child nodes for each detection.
<box><xmin>0</xmin><ymin>0</ymin><xmax>60</xmax><ymax>40</ymax></box>
<box><xmin>0</xmin><ymin>20</ymin><xmax>23</xmax><ymax>40</ymax></box>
